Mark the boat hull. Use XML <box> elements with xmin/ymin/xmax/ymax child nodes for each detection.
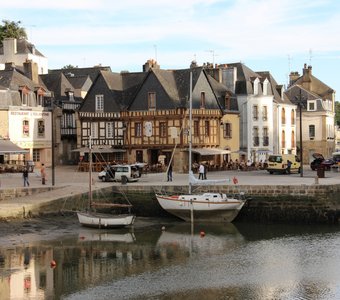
<box><xmin>155</xmin><ymin>194</ymin><xmax>245</xmax><ymax>223</ymax></box>
<box><xmin>77</xmin><ymin>212</ymin><xmax>135</xmax><ymax>229</ymax></box>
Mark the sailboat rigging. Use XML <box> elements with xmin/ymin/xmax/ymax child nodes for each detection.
<box><xmin>155</xmin><ymin>71</ymin><xmax>247</xmax><ymax>223</ymax></box>
<box><xmin>77</xmin><ymin>136</ymin><xmax>135</xmax><ymax>228</ymax></box>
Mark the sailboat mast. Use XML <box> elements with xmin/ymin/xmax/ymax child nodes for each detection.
<box><xmin>189</xmin><ymin>71</ymin><xmax>193</xmax><ymax>195</ymax></box>
<box><xmin>89</xmin><ymin>135</ymin><xmax>92</xmax><ymax>209</ymax></box>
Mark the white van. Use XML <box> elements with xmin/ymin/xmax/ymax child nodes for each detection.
<box><xmin>98</xmin><ymin>164</ymin><xmax>140</xmax><ymax>182</ymax></box>
<box><xmin>267</xmin><ymin>154</ymin><xmax>301</xmax><ymax>174</ymax></box>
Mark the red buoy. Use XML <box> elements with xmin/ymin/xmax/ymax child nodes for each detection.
<box><xmin>50</xmin><ymin>260</ymin><xmax>57</xmax><ymax>268</ymax></box>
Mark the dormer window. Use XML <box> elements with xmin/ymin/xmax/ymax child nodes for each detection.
<box><xmin>148</xmin><ymin>92</ymin><xmax>156</xmax><ymax>110</ymax></box>
<box><xmin>95</xmin><ymin>95</ymin><xmax>104</xmax><ymax>112</ymax></box>
<box><xmin>307</xmin><ymin>100</ymin><xmax>316</xmax><ymax>111</ymax></box>
<box><xmin>253</xmin><ymin>78</ymin><xmax>260</xmax><ymax>95</ymax></box>
<box><xmin>35</xmin><ymin>88</ymin><xmax>45</xmax><ymax>106</ymax></box>
<box><xmin>263</xmin><ymin>78</ymin><xmax>269</xmax><ymax>96</ymax></box>
<box><xmin>20</xmin><ymin>86</ymin><xmax>30</xmax><ymax>106</ymax></box>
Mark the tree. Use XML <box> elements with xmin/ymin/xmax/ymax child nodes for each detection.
<box><xmin>335</xmin><ymin>101</ymin><xmax>340</xmax><ymax>126</ymax></box>
<box><xmin>62</xmin><ymin>64</ymin><xmax>78</xmax><ymax>69</ymax></box>
<box><xmin>0</xmin><ymin>20</ymin><xmax>27</xmax><ymax>44</ymax></box>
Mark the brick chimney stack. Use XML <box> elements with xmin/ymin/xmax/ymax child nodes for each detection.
<box><xmin>143</xmin><ymin>59</ymin><xmax>160</xmax><ymax>72</ymax></box>
<box><xmin>23</xmin><ymin>60</ymin><xmax>39</xmax><ymax>83</ymax></box>
<box><xmin>289</xmin><ymin>71</ymin><xmax>300</xmax><ymax>86</ymax></box>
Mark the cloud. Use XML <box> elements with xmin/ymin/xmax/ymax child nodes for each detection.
<box><xmin>4</xmin><ymin>0</ymin><xmax>340</xmax><ymax>87</ymax></box>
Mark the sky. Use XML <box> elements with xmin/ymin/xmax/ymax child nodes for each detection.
<box><xmin>2</xmin><ymin>0</ymin><xmax>340</xmax><ymax>100</ymax></box>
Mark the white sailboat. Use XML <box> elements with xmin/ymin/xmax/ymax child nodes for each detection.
<box><xmin>77</xmin><ymin>137</ymin><xmax>135</xmax><ymax>228</ymax></box>
<box><xmin>155</xmin><ymin>72</ymin><xmax>247</xmax><ymax>223</ymax></box>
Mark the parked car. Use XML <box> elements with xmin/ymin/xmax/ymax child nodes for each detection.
<box><xmin>267</xmin><ymin>154</ymin><xmax>300</xmax><ymax>174</ymax></box>
<box><xmin>98</xmin><ymin>164</ymin><xmax>141</xmax><ymax>182</ymax></box>
<box><xmin>310</xmin><ymin>153</ymin><xmax>335</xmax><ymax>171</ymax></box>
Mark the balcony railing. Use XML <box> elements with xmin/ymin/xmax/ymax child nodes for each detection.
<box><xmin>253</xmin><ymin>136</ymin><xmax>259</xmax><ymax>146</ymax></box>
<box><xmin>61</xmin><ymin>127</ymin><xmax>77</xmax><ymax>136</ymax></box>
<box><xmin>62</xmin><ymin>102</ymin><xmax>81</xmax><ymax>110</ymax></box>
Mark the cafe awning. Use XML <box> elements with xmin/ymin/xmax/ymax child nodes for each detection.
<box><xmin>191</xmin><ymin>148</ymin><xmax>231</xmax><ymax>156</ymax></box>
<box><xmin>0</xmin><ymin>139</ymin><xmax>28</xmax><ymax>154</ymax></box>
<box><xmin>72</xmin><ymin>147</ymin><xmax>126</xmax><ymax>154</ymax></box>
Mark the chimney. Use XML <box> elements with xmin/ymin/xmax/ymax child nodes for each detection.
<box><xmin>3</xmin><ymin>38</ymin><xmax>17</xmax><ymax>63</ymax></box>
<box><xmin>289</xmin><ymin>71</ymin><xmax>300</xmax><ymax>86</ymax></box>
<box><xmin>23</xmin><ymin>60</ymin><xmax>39</xmax><ymax>83</ymax></box>
<box><xmin>299</xmin><ymin>63</ymin><xmax>312</xmax><ymax>91</ymax></box>
<box><xmin>143</xmin><ymin>59</ymin><xmax>160</xmax><ymax>72</ymax></box>
<box><xmin>4</xmin><ymin>62</ymin><xmax>15</xmax><ymax>70</ymax></box>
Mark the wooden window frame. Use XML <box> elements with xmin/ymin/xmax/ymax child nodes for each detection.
<box><xmin>148</xmin><ymin>92</ymin><xmax>156</xmax><ymax>110</ymax></box>
<box><xmin>95</xmin><ymin>95</ymin><xmax>104</xmax><ymax>112</ymax></box>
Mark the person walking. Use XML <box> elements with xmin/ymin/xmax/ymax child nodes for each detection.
<box><xmin>167</xmin><ymin>164</ymin><xmax>173</xmax><ymax>182</ymax></box>
<box><xmin>23</xmin><ymin>167</ymin><xmax>30</xmax><ymax>187</ymax></box>
<box><xmin>198</xmin><ymin>163</ymin><xmax>205</xmax><ymax>180</ymax></box>
<box><xmin>41</xmin><ymin>163</ymin><xmax>46</xmax><ymax>185</ymax></box>
<box><xmin>287</xmin><ymin>159</ymin><xmax>292</xmax><ymax>174</ymax></box>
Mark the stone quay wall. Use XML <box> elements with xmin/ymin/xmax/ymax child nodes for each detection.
<box><xmin>2</xmin><ymin>184</ymin><xmax>340</xmax><ymax>224</ymax></box>
<box><xmin>62</xmin><ymin>184</ymin><xmax>340</xmax><ymax>224</ymax></box>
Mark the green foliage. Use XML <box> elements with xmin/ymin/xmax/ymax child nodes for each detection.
<box><xmin>0</xmin><ymin>20</ymin><xmax>27</xmax><ymax>44</ymax></box>
<box><xmin>335</xmin><ymin>102</ymin><xmax>340</xmax><ymax>126</ymax></box>
<box><xmin>62</xmin><ymin>64</ymin><xmax>78</xmax><ymax>69</ymax></box>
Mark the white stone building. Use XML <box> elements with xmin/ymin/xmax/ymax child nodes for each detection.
<box><xmin>0</xmin><ymin>38</ymin><xmax>48</xmax><ymax>74</ymax></box>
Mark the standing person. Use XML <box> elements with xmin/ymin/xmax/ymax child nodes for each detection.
<box><xmin>23</xmin><ymin>167</ymin><xmax>29</xmax><ymax>187</ymax></box>
<box><xmin>41</xmin><ymin>163</ymin><xmax>46</xmax><ymax>185</ymax></box>
<box><xmin>167</xmin><ymin>164</ymin><xmax>173</xmax><ymax>182</ymax></box>
<box><xmin>198</xmin><ymin>163</ymin><xmax>205</xmax><ymax>180</ymax></box>
<box><xmin>287</xmin><ymin>160</ymin><xmax>292</xmax><ymax>174</ymax></box>
<box><xmin>204</xmin><ymin>163</ymin><xmax>208</xmax><ymax>179</ymax></box>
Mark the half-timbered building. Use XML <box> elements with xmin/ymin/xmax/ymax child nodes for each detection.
<box><xmin>123</xmin><ymin>66</ymin><xmax>227</xmax><ymax>172</ymax></box>
<box><xmin>77</xmin><ymin>70</ymin><xmax>146</xmax><ymax>166</ymax></box>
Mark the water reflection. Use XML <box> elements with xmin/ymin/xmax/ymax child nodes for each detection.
<box><xmin>0</xmin><ymin>222</ymin><xmax>339</xmax><ymax>299</ymax></box>
<box><xmin>156</xmin><ymin>223</ymin><xmax>244</xmax><ymax>257</ymax></box>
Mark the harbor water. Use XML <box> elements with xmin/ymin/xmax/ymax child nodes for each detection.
<box><xmin>0</xmin><ymin>219</ymin><xmax>339</xmax><ymax>299</ymax></box>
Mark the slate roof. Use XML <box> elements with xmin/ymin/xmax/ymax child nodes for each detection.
<box><xmin>285</xmin><ymin>65</ymin><xmax>335</xmax><ymax>111</ymax></box>
<box><xmin>128</xmin><ymin>67</ymin><xmax>226</xmax><ymax>111</ymax></box>
<box><xmin>290</xmin><ymin>68</ymin><xmax>334</xmax><ymax>99</ymax></box>
<box><xmin>0</xmin><ymin>39</ymin><xmax>45</xmax><ymax>57</ymax></box>
<box><xmin>285</xmin><ymin>85</ymin><xmax>323</xmax><ymax>111</ymax></box>
<box><xmin>0</xmin><ymin>68</ymin><xmax>42</xmax><ymax>90</ymax></box>
<box><xmin>256</xmin><ymin>71</ymin><xmax>294</xmax><ymax>105</ymax></box>
<box><xmin>49</xmin><ymin>66</ymin><xmax>111</xmax><ymax>82</ymax></box>
<box><xmin>206</xmin><ymin>73</ymin><xmax>238</xmax><ymax>111</ymax></box>
<box><xmin>0</xmin><ymin>67</ymin><xmax>50</xmax><ymax>106</ymax></box>
<box><xmin>226</xmin><ymin>62</ymin><xmax>260</xmax><ymax>94</ymax></box>
<box><xmin>66</xmin><ymin>75</ymin><xmax>90</xmax><ymax>89</ymax></box>
<box><xmin>81</xmin><ymin>66</ymin><xmax>234</xmax><ymax>113</ymax></box>
<box><xmin>39</xmin><ymin>73</ymin><xmax>81</xmax><ymax>103</ymax></box>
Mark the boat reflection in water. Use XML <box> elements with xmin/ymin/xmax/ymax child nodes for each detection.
<box><xmin>156</xmin><ymin>223</ymin><xmax>244</xmax><ymax>256</ymax></box>
<box><xmin>78</xmin><ymin>229</ymin><xmax>136</xmax><ymax>243</ymax></box>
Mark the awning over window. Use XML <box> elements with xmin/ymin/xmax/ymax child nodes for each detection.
<box><xmin>72</xmin><ymin>147</ymin><xmax>126</xmax><ymax>153</ymax></box>
<box><xmin>191</xmin><ymin>148</ymin><xmax>231</xmax><ymax>156</ymax></box>
<box><xmin>0</xmin><ymin>139</ymin><xmax>28</xmax><ymax>154</ymax></box>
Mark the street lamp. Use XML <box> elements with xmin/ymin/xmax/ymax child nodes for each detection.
<box><xmin>50</xmin><ymin>96</ymin><xmax>55</xmax><ymax>186</ymax></box>
<box><xmin>295</xmin><ymin>88</ymin><xmax>305</xmax><ymax>178</ymax></box>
